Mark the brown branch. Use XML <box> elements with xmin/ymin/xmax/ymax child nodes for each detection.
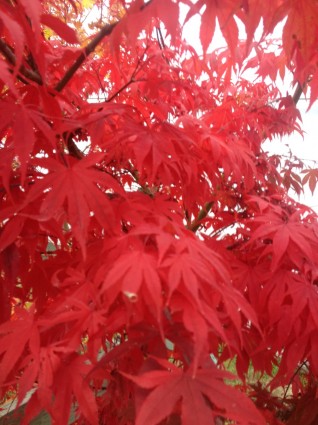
<box><xmin>155</xmin><ymin>26</ymin><xmax>170</xmax><ymax>65</ymax></box>
<box><xmin>156</xmin><ymin>26</ymin><xmax>165</xmax><ymax>50</ymax></box>
<box><xmin>63</xmin><ymin>131</ymin><xmax>84</xmax><ymax>159</ymax></box>
<box><xmin>0</xmin><ymin>39</ymin><xmax>43</xmax><ymax>85</ymax></box>
<box><xmin>187</xmin><ymin>201</ymin><xmax>213</xmax><ymax>232</ymax></box>
<box><xmin>54</xmin><ymin>0</ymin><xmax>153</xmax><ymax>93</ymax></box>
<box><xmin>292</xmin><ymin>81</ymin><xmax>304</xmax><ymax>105</ymax></box>
<box><xmin>54</xmin><ymin>20</ymin><xmax>119</xmax><ymax>93</ymax></box>
<box><xmin>292</xmin><ymin>77</ymin><xmax>312</xmax><ymax>105</ymax></box>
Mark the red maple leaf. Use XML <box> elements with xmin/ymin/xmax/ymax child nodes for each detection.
<box><xmin>24</xmin><ymin>153</ymin><xmax>122</xmax><ymax>255</ymax></box>
<box><xmin>124</xmin><ymin>360</ymin><xmax>266</xmax><ymax>425</ymax></box>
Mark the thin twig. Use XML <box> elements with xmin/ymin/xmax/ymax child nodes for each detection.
<box><xmin>104</xmin><ymin>44</ymin><xmax>149</xmax><ymax>103</ymax></box>
<box><xmin>282</xmin><ymin>360</ymin><xmax>309</xmax><ymax>401</ymax></box>
<box><xmin>156</xmin><ymin>26</ymin><xmax>165</xmax><ymax>50</ymax></box>
<box><xmin>211</xmin><ymin>223</ymin><xmax>236</xmax><ymax>238</ymax></box>
<box><xmin>155</xmin><ymin>25</ymin><xmax>170</xmax><ymax>65</ymax></box>
<box><xmin>106</xmin><ymin>79</ymin><xmax>135</xmax><ymax>103</ymax></box>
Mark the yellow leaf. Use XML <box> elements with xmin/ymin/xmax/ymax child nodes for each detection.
<box><xmin>43</xmin><ymin>27</ymin><xmax>53</xmax><ymax>40</ymax></box>
<box><xmin>82</xmin><ymin>0</ymin><xmax>94</xmax><ymax>8</ymax></box>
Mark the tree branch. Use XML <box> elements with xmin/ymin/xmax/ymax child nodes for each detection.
<box><xmin>292</xmin><ymin>81</ymin><xmax>304</xmax><ymax>105</ymax></box>
<box><xmin>292</xmin><ymin>78</ymin><xmax>312</xmax><ymax>105</ymax></box>
<box><xmin>54</xmin><ymin>20</ymin><xmax>119</xmax><ymax>92</ymax></box>
<box><xmin>187</xmin><ymin>202</ymin><xmax>213</xmax><ymax>232</ymax></box>
<box><xmin>0</xmin><ymin>39</ymin><xmax>43</xmax><ymax>85</ymax></box>
<box><xmin>54</xmin><ymin>0</ymin><xmax>153</xmax><ymax>93</ymax></box>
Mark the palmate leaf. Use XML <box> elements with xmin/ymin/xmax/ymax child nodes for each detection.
<box><xmin>101</xmin><ymin>248</ymin><xmax>163</xmax><ymax>322</ymax></box>
<box><xmin>25</xmin><ymin>153</ymin><xmax>123</xmax><ymax>255</ymax></box>
<box><xmin>112</xmin><ymin>0</ymin><xmax>179</xmax><ymax>52</ymax></box>
<box><xmin>41</xmin><ymin>14</ymin><xmax>79</xmax><ymax>44</ymax></box>
<box><xmin>22</xmin><ymin>354</ymin><xmax>98</xmax><ymax>425</ymax></box>
<box><xmin>301</xmin><ymin>167</ymin><xmax>318</xmax><ymax>194</ymax></box>
<box><xmin>185</xmin><ymin>0</ymin><xmax>239</xmax><ymax>58</ymax></box>
<box><xmin>0</xmin><ymin>102</ymin><xmax>36</xmax><ymax>182</ymax></box>
<box><xmin>0</xmin><ymin>58</ymin><xmax>18</xmax><ymax>96</ymax></box>
<box><xmin>0</xmin><ymin>8</ymin><xmax>25</xmax><ymax>72</ymax></box>
<box><xmin>247</xmin><ymin>208</ymin><xmax>317</xmax><ymax>271</ymax></box>
<box><xmin>0</xmin><ymin>99</ymin><xmax>56</xmax><ymax>184</ymax></box>
<box><xmin>162</xmin><ymin>233</ymin><xmax>259</xmax><ymax>339</ymax></box>
<box><xmin>0</xmin><ymin>307</ymin><xmax>37</xmax><ymax>385</ymax></box>
<box><xmin>20</xmin><ymin>0</ymin><xmax>42</xmax><ymax>41</ymax></box>
<box><xmin>282</xmin><ymin>0</ymin><xmax>318</xmax><ymax>65</ymax></box>
<box><xmin>124</xmin><ymin>361</ymin><xmax>266</xmax><ymax>425</ymax></box>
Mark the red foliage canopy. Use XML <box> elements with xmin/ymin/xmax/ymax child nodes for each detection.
<box><xmin>1</xmin><ymin>1</ymin><xmax>318</xmax><ymax>424</ymax></box>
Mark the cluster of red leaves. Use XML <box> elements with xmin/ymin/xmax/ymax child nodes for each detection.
<box><xmin>1</xmin><ymin>1</ymin><xmax>318</xmax><ymax>424</ymax></box>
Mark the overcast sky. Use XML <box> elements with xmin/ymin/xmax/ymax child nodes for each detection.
<box><xmin>276</xmin><ymin>100</ymin><xmax>318</xmax><ymax>211</ymax></box>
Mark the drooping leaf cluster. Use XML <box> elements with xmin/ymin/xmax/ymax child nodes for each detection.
<box><xmin>1</xmin><ymin>1</ymin><xmax>318</xmax><ymax>424</ymax></box>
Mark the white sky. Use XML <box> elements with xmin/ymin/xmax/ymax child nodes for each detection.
<box><xmin>273</xmin><ymin>101</ymin><xmax>318</xmax><ymax>211</ymax></box>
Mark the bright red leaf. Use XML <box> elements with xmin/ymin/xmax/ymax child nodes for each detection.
<box><xmin>124</xmin><ymin>362</ymin><xmax>266</xmax><ymax>425</ymax></box>
<box><xmin>41</xmin><ymin>14</ymin><xmax>79</xmax><ymax>44</ymax></box>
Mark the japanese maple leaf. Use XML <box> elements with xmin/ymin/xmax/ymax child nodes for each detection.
<box><xmin>282</xmin><ymin>0</ymin><xmax>318</xmax><ymax>65</ymax></box>
<box><xmin>52</xmin><ymin>355</ymin><xmax>98</xmax><ymax>425</ymax></box>
<box><xmin>308</xmin><ymin>67</ymin><xmax>318</xmax><ymax>108</ymax></box>
<box><xmin>247</xmin><ymin>209</ymin><xmax>316</xmax><ymax>270</ymax></box>
<box><xmin>0</xmin><ymin>307</ymin><xmax>37</xmax><ymax>386</ymax></box>
<box><xmin>101</xmin><ymin>249</ymin><xmax>162</xmax><ymax>322</ymax></box>
<box><xmin>25</xmin><ymin>153</ymin><xmax>122</xmax><ymax>255</ymax></box>
<box><xmin>124</xmin><ymin>361</ymin><xmax>266</xmax><ymax>425</ymax></box>
<box><xmin>41</xmin><ymin>14</ymin><xmax>79</xmax><ymax>44</ymax></box>
<box><xmin>112</xmin><ymin>0</ymin><xmax>179</xmax><ymax>52</ymax></box>
<box><xmin>0</xmin><ymin>8</ymin><xmax>25</xmax><ymax>73</ymax></box>
<box><xmin>0</xmin><ymin>102</ymin><xmax>36</xmax><ymax>182</ymax></box>
<box><xmin>161</xmin><ymin>234</ymin><xmax>259</xmax><ymax>337</ymax></box>
<box><xmin>288</xmin><ymin>278</ymin><xmax>318</xmax><ymax>331</ymax></box>
<box><xmin>22</xmin><ymin>354</ymin><xmax>98</xmax><ymax>425</ymax></box>
<box><xmin>301</xmin><ymin>167</ymin><xmax>318</xmax><ymax>194</ymax></box>
<box><xmin>185</xmin><ymin>0</ymin><xmax>239</xmax><ymax>59</ymax></box>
